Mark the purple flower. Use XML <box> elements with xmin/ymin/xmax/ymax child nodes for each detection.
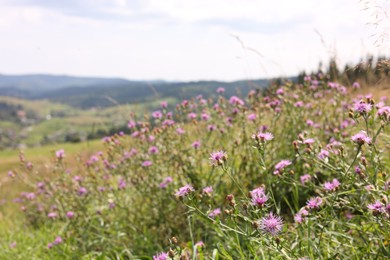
<box><xmin>153</xmin><ymin>252</ymin><xmax>168</xmax><ymax>260</ymax></box>
<box><xmin>367</xmin><ymin>201</ymin><xmax>384</xmax><ymax>215</ymax></box>
<box><xmin>202</xmin><ymin>186</ymin><xmax>213</xmax><ymax>195</ymax></box>
<box><xmin>175</xmin><ymin>184</ymin><xmax>194</xmax><ymax>197</ymax></box>
<box><xmin>352</xmin><ymin>82</ymin><xmax>360</xmax><ymax>89</ymax></box>
<box><xmin>128</xmin><ymin>120</ymin><xmax>137</xmax><ymax>129</ymax></box>
<box><xmin>149</xmin><ymin>146</ymin><xmax>159</xmax><ymax>154</ymax></box>
<box><xmin>351</xmin><ymin>131</ymin><xmax>371</xmax><ymax>145</ymax></box>
<box><xmin>162</xmin><ymin>119</ymin><xmax>175</xmax><ymax>127</ymax></box>
<box><xmin>73</xmin><ymin>175</ymin><xmax>83</xmax><ymax>182</ymax></box>
<box><xmin>191</xmin><ymin>140</ymin><xmax>201</xmax><ymax>149</ymax></box>
<box><xmin>66</xmin><ymin>211</ymin><xmax>75</xmax><ymax>219</ymax></box>
<box><xmin>217</xmin><ymin>87</ymin><xmax>225</xmax><ymax>94</ymax></box>
<box><xmin>209</xmin><ymin>151</ymin><xmax>227</xmax><ymax>166</ymax></box>
<box><xmin>208</xmin><ymin>208</ymin><xmax>221</xmax><ymax>218</ymax></box>
<box><xmin>300</xmin><ymin>174</ymin><xmax>311</xmax><ymax>185</ymax></box>
<box><xmin>250</xmin><ymin>187</ymin><xmax>268</xmax><ymax>207</ymax></box>
<box><xmin>48</xmin><ymin>212</ymin><xmax>58</xmax><ymax>219</ymax></box>
<box><xmin>207</xmin><ymin>124</ymin><xmax>217</xmax><ymax>131</ymax></box>
<box><xmin>247</xmin><ymin>113</ymin><xmax>257</xmax><ymax>121</ymax></box>
<box><xmin>377</xmin><ymin>106</ymin><xmax>390</xmax><ymax>119</ymax></box>
<box><xmin>294</xmin><ymin>101</ymin><xmax>304</xmax><ymax>107</ymax></box>
<box><xmin>294</xmin><ymin>213</ymin><xmax>303</xmax><ymax>223</ymax></box>
<box><xmin>229</xmin><ymin>96</ymin><xmax>244</xmax><ymax>106</ymax></box>
<box><xmin>118</xmin><ymin>178</ymin><xmax>127</xmax><ymax>189</ymax></box>
<box><xmin>176</xmin><ymin>127</ymin><xmax>185</xmax><ymax>135</ymax></box>
<box><xmin>353</xmin><ymin>102</ymin><xmax>372</xmax><ymax>114</ymax></box>
<box><xmin>55</xmin><ymin>149</ymin><xmax>65</xmax><ymax>159</ymax></box>
<box><xmin>323</xmin><ymin>178</ymin><xmax>340</xmax><ymax>191</ymax></box>
<box><xmin>252</xmin><ymin>132</ymin><xmax>273</xmax><ymax>142</ymax></box>
<box><xmin>142</xmin><ymin>161</ymin><xmax>153</xmax><ymax>167</ymax></box>
<box><xmin>195</xmin><ymin>241</ymin><xmax>205</xmax><ymax>248</ymax></box>
<box><xmin>259</xmin><ymin>212</ymin><xmax>283</xmax><ymax>236</ymax></box>
<box><xmin>306</xmin><ymin>196</ymin><xmax>323</xmax><ymax>209</ymax></box>
<box><xmin>188</xmin><ymin>112</ymin><xmax>197</xmax><ymax>119</ymax></box>
<box><xmin>276</xmin><ymin>88</ymin><xmax>284</xmax><ymax>95</ymax></box>
<box><xmin>273</xmin><ymin>160</ymin><xmax>292</xmax><ymax>175</ymax></box>
<box><xmin>54</xmin><ymin>236</ymin><xmax>63</xmax><ymax>245</ymax></box>
<box><xmin>294</xmin><ymin>209</ymin><xmax>309</xmax><ymax>224</ymax></box>
<box><xmin>159</xmin><ymin>176</ymin><xmax>173</xmax><ymax>188</ymax></box>
<box><xmin>306</xmin><ymin>120</ymin><xmax>314</xmax><ymax>126</ymax></box>
<box><xmin>303</xmin><ymin>138</ymin><xmax>315</xmax><ymax>145</ymax></box>
<box><xmin>160</xmin><ymin>101</ymin><xmax>168</xmax><ymax>108</ymax></box>
<box><xmin>201</xmin><ymin>113</ymin><xmax>210</xmax><ymax>121</ymax></box>
<box><xmin>26</xmin><ymin>192</ymin><xmax>36</xmax><ymax>200</ymax></box>
<box><xmin>317</xmin><ymin>149</ymin><xmax>329</xmax><ymax>160</ymax></box>
<box><xmin>78</xmin><ymin>187</ymin><xmax>88</xmax><ymax>196</ymax></box>
<box><xmin>355</xmin><ymin>166</ymin><xmax>362</xmax><ymax>175</ymax></box>
<box><xmin>152</xmin><ymin>110</ymin><xmax>163</xmax><ymax>119</ymax></box>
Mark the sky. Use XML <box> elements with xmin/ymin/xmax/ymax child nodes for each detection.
<box><xmin>0</xmin><ymin>0</ymin><xmax>389</xmax><ymax>81</ymax></box>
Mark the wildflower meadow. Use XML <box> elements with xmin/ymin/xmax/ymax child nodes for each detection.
<box><xmin>1</xmin><ymin>75</ymin><xmax>390</xmax><ymax>259</ymax></box>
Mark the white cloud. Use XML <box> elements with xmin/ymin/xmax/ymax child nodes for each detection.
<box><xmin>0</xmin><ymin>0</ymin><xmax>387</xmax><ymax>81</ymax></box>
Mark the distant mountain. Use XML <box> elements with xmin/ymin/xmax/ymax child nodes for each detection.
<box><xmin>0</xmin><ymin>74</ymin><xmax>293</xmax><ymax>108</ymax></box>
<box><xmin>0</xmin><ymin>74</ymin><xmax>138</xmax><ymax>91</ymax></box>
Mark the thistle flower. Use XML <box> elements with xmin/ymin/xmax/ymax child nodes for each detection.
<box><xmin>229</xmin><ymin>96</ymin><xmax>244</xmax><ymax>106</ymax></box>
<box><xmin>300</xmin><ymin>174</ymin><xmax>311</xmax><ymax>185</ymax></box>
<box><xmin>306</xmin><ymin>196</ymin><xmax>323</xmax><ymax>209</ymax></box>
<box><xmin>217</xmin><ymin>87</ymin><xmax>225</xmax><ymax>94</ymax></box>
<box><xmin>377</xmin><ymin>106</ymin><xmax>390</xmax><ymax>120</ymax></box>
<box><xmin>247</xmin><ymin>113</ymin><xmax>257</xmax><ymax>121</ymax></box>
<box><xmin>259</xmin><ymin>212</ymin><xmax>283</xmax><ymax>236</ymax></box>
<box><xmin>48</xmin><ymin>212</ymin><xmax>58</xmax><ymax>219</ymax></box>
<box><xmin>78</xmin><ymin>187</ymin><xmax>88</xmax><ymax>196</ymax></box>
<box><xmin>202</xmin><ymin>186</ymin><xmax>213</xmax><ymax>195</ymax></box>
<box><xmin>303</xmin><ymin>138</ymin><xmax>315</xmax><ymax>145</ymax></box>
<box><xmin>208</xmin><ymin>208</ymin><xmax>221</xmax><ymax>218</ymax></box>
<box><xmin>142</xmin><ymin>161</ymin><xmax>153</xmax><ymax>167</ymax></box>
<box><xmin>153</xmin><ymin>252</ymin><xmax>168</xmax><ymax>260</ymax></box>
<box><xmin>66</xmin><ymin>211</ymin><xmax>75</xmax><ymax>219</ymax></box>
<box><xmin>162</xmin><ymin>119</ymin><xmax>175</xmax><ymax>127</ymax></box>
<box><xmin>152</xmin><ymin>110</ymin><xmax>163</xmax><ymax>119</ymax></box>
<box><xmin>118</xmin><ymin>178</ymin><xmax>126</xmax><ymax>189</ymax></box>
<box><xmin>317</xmin><ymin>149</ymin><xmax>329</xmax><ymax>160</ymax></box>
<box><xmin>159</xmin><ymin>176</ymin><xmax>173</xmax><ymax>188</ymax></box>
<box><xmin>250</xmin><ymin>187</ymin><xmax>268</xmax><ymax>207</ymax></box>
<box><xmin>191</xmin><ymin>140</ymin><xmax>201</xmax><ymax>149</ymax></box>
<box><xmin>323</xmin><ymin>178</ymin><xmax>340</xmax><ymax>191</ymax></box>
<box><xmin>160</xmin><ymin>101</ymin><xmax>168</xmax><ymax>108</ymax></box>
<box><xmin>353</xmin><ymin>102</ymin><xmax>372</xmax><ymax>114</ymax></box>
<box><xmin>188</xmin><ymin>112</ymin><xmax>197</xmax><ymax>119</ymax></box>
<box><xmin>175</xmin><ymin>184</ymin><xmax>194</xmax><ymax>197</ymax></box>
<box><xmin>276</xmin><ymin>88</ymin><xmax>284</xmax><ymax>95</ymax></box>
<box><xmin>252</xmin><ymin>132</ymin><xmax>274</xmax><ymax>142</ymax></box>
<box><xmin>55</xmin><ymin>149</ymin><xmax>65</xmax><ymax>159</ymax></box>
<box><xmin>54</xmin><ymin>236</ymin><xmax>63</xmax><ymax>245</ymax></box>
<box><xmin>127</xmin><ymin>120</ymin><xmax>136</xmax><ymax>129</ymax></box>
<box><xmin>176</xmin><ymin>128</ymin><xmax>185</xmax><ymax>135</ymax></box>
<box><xmin>201</xmin><ymin>113</ymin><xmax>210</xmax><ymax>121</ymax></box>
<box><xmin>273</xmin><ymin>160</ymin><xmax>292</xmax><ymax>175</ymax></box>
<box><xmin>207</xmin><ymin>124</ymin><xmax>217</xmax><ymax>131</ymax></box>
<box><xmin>209</xmin><ymin>151</ymin><xmax>227</xmax><ymax>166</ymax></box>
<box><xmin>367</xmin><ymin>201</ymin><xmax>384</xmax><ymax>215</ymax></box>
<box><xmin>351</xmin><ymin>131</ymin><xmax>371</xmax><ymax>145</ymax></box>
<box><xmin>294</xmin><ymin>213</ymin><xmax>303</xmax><ymax>224</ymax></box>
<box><xmin>352</xmin><ymin>82</ymin><xmax>360</xmax><ymax>89</ymax></box>
<box><xmin>149</xmin><ymin>146</ymin><xmax>159</xmax><ymax>154</ymax></box>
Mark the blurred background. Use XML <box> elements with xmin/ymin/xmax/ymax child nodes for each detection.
<box><xmin>0</xmin><ymin>0</ymin><xmax>389</xmax><ymax>149</ymax></box>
